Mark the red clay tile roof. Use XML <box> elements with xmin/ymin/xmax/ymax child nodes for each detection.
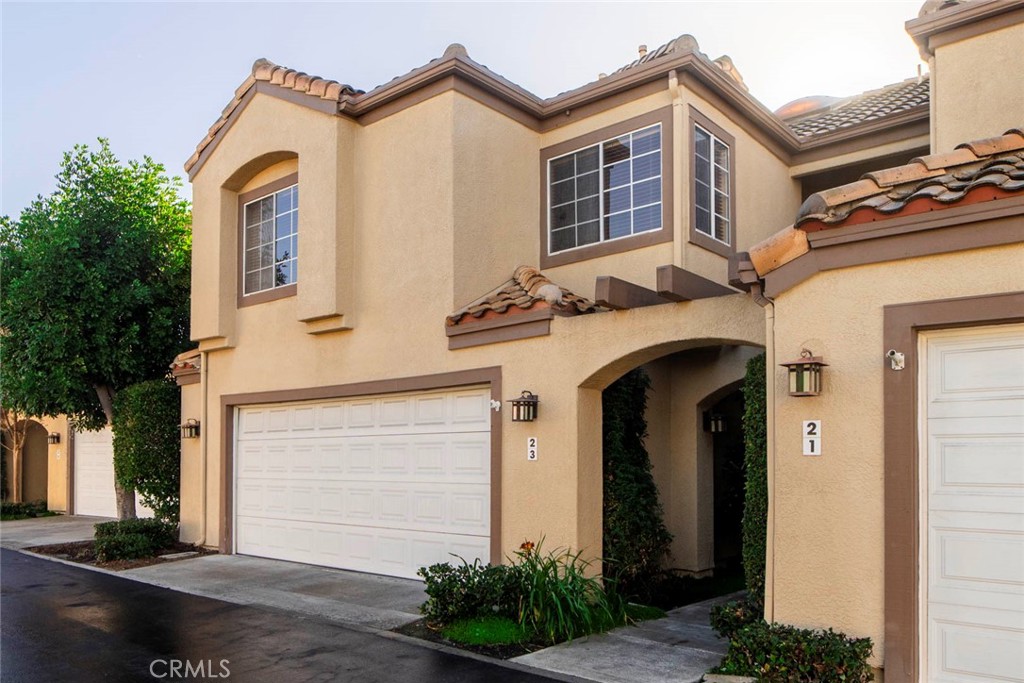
<box><xmin>780</xmin><ymin>76</ymin><xmax>930</xmax><ymax>140</ymax></box>
<box><xmin>612</xmin><ymin>34</ymin><xmax>701</xmax><ymax>75</ymax></box>
<box><xmin>185</xmin><ymin>59</ymin><xmax>362</xmax><ymax>173</ymax></box>
<box><xmin>447</xmin><ymin>266</ymin><xmax>604</xmax><ymax>326</ymax></box>
<box><xmin>170</xmin><ymin>348</ymin><xmax>201</xmax><ymax>378</ymax></box>
<box><xmin>796</xmin><ymin>127</ymin><xmax>1024</xmax><ymax>229</ymax></box>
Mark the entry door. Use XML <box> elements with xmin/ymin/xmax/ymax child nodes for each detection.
<box><xmin>922</xmin><ymin>324</ymin><xmax>1024</xmax><ymax>682</ymax></box>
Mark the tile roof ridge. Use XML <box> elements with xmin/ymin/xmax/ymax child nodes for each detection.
<box><xmin>447</xmin><ymin>265</ymin><xmax>604</xmax><ymax>326</ymax></box>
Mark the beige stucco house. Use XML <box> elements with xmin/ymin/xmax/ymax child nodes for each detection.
<box><xmin>179</xmin><ymin>0</ymin><xmax>1021</xmax><ymax>679</ymax></box>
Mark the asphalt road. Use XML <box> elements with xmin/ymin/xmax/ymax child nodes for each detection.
<box><xmin>0</xmin><ymin>549</ymin><xmax>559</xmax><ymax>683</ymax></box>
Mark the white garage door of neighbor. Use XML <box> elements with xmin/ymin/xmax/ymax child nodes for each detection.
<box><xmin>235</xmin><ymin>386</ymin><xmax>492</xmax><ymax>579</ymax></box>
<box><xmin>74</xmin><ymin>427</ymin><xmax>154</xmax><ymax>519</ymax></box>
<box><xmin>923</xmin><ymin>324</ymin><xmax>1024</xmax><ymax>683</ymax></box>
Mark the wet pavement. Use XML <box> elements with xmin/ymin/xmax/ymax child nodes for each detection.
<box><xmin>0</xmin><ymin>549</ymin><xmax>566</xmax><ymax>683</ymax></box>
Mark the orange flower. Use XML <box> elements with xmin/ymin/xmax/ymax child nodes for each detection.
<box><xmin>519</xmin><ymin>540</ymin><xmax>535</xmax><ymax>554</ymax></box>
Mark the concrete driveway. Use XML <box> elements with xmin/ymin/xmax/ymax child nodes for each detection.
<box><xmin>0</xmin><ymin>514</ymin><xmax>112</xmax><ymax>549</ymax></box>
<box><xmin>3</xmin><ymin>515</ymin><xmax>730</xmax><ymax>683</ymax></box>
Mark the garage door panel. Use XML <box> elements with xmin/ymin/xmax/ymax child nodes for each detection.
<box><xmin>238</xmin><ymin>389</ymin><xmax>491</xmax><ymax>440</ymax></box>
<box><xmin>237</xmin><ymin>479</ymin><xmax>489</xmax><ymax>534</ymax></box>
<box><xmin>236</xmin><ymin>516</ymin><xmax>489</xmax><ymax>580</ymax></box>
<box><xmin>928</xmin><ymin>618</ymin><xmax>1024</xmax><ymax>683</ymax></box>
<box><xmin>238</xmin><ymin>434</ymin><xmax>489</xmax><ymax>484</ymax></box>
<box><xmin>925</xmin><ymin>325</ymin><xmax>1024</xmax><ymax>682</ymax></box>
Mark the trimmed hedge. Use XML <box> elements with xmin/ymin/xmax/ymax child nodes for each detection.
<box><xmin>419</xmin><ymin>558</ymin><xmax>521</xmax><ymax>624</ymax></box>
<box><xmin>94</xmin><ymin>518</ymin><xmax>177</xmax><ymax>562</ymax></box>
<box><xmin>741</xmin><ymin>353</ymin><xmax>768</xmax><ymax>606</ymax></box>
<box><xmin>712</xmin><ymin>620</ymin><xmax>874</xmax><ymax>683</ymax></box>
<box><xmin>112</xmin><ymin>379</ymin><xmax>181</xmax><ymax>522</ymax></box>
<box><xmin>602</xmin><ymin>368</ymin><xmax>672</xmax><ymax>600</ymax></box>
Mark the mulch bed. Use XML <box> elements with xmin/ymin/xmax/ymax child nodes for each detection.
<box><xmin>393</xmin><ymin>619</ymin><xmax>547</xmax><ymax>660</ymax></box>
<box><xmin>26</xmin><ymin>540</ymin><xmax>216</xmax><ymax>571</ymax></box>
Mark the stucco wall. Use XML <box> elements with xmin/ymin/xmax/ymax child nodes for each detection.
<box><xmin>931</xmin><ymin>20</ymin><xmax>1024</xmax><ymax>152</ymax></box>
<box><xmin>768</xmin><ymin>242</ymin><xmax>1024</xmax><ymax>666</ymax></box>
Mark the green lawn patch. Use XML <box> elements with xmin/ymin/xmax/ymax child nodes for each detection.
<box><xmin>441</xmin><ymin>616</ymin><xmax>529</xmax><ymax>646</ymax></box>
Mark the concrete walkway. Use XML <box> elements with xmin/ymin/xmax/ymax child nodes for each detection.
<box><xmin>514</xmin><ymin>593</ymin><xmax>738</xmax><ymax>683</ymax></box>
<box><xmin>2</xmin><ymin>516</ymin><xmax>733</xmax><ymax>683</ymax></box>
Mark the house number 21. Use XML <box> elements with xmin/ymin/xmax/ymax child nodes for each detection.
<box><xmin>527</xmin><ymin>437</ymin><xmax>538</xmax><ymax>461</ymax></box>
<box><xmin>802</xmin><ymin>420</ymin><xmax>822</xmax><ymax>456</ymax></box>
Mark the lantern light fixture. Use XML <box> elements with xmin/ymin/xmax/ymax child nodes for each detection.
<box><xmin>508</xmin><ymin>391</ymin><xmax>540</xmax><ymax>422</ymax></box>
<box><xmin>703</xmin><ymin>412</ymin><xmax>726</xmax><ymax>433</ymax></box>
<box><xmin>47</xmin><ymin>432</ymin><xmax>61</xmax><ymax>445</ymax></box>
<box><xmin>180</xmin><ymin>419</ymin><xmax>201</xmax><ymax>440</ymax></box>
<box><xmin>780</xmin><ymin>349</ymin><xmax>828</xmax><ymax>397</ymax></box>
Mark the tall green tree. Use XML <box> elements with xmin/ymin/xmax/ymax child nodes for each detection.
<box><xmin>0</xmin><ymin>139</ymin><xmax>191</xmax><ymax>518</ymax></box>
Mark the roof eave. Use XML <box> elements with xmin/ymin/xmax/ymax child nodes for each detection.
<box><xmin>906</xmin><ymin>0</ymin><xmax>1024</xmax><ymax>59</ymax></box>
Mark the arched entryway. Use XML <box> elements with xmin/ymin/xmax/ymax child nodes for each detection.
<box><xmin>584</xmin><ymin>342</ymin><xmax>762</xmax><ymax>580</ymax></box>
<box><xmin>22</xmin><ymin>421</ymin><xmax>49</xmax><ymax>504</ymax></box>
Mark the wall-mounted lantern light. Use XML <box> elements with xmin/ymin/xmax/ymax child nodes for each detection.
<box><xmin>508</xmin><ymin>391</ymin><xmax>540</xmax><ymax>422</ymax></box>
<box><xmin>47</xmin><ymin>432</ymin><xmax>61</xmax><ymax>445</ymax></box>
<box><xmin>780</xmin><ymin>349</ymin><xmax>828</xmax><ymax>397</ymax></box>
<box><xmin>180</xmin><ymin>419</ymin><xmax>201</xmax><ymax>439</ymax></box>
<box><xmin>703</xmin><ymin>412</ymin><xmax>726</xmax><ymax>433</ymax></box>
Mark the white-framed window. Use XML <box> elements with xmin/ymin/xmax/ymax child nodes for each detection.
<box><xmin>693</xmin><ymin>124</ymin><xmax>731</xmax><ymax>245</ymax></box>
<box><xmin>548</xmin><ymin>123</ymin><xmax>662</xmax><ymax>254</ymax></box>
<box><xmin>242</xmin><ymin>184</ymin><xmax>298</xmax><ymax>295</ymax></box>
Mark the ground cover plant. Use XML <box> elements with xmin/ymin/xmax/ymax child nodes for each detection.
<box><xmin>710</xmin><ymin>620</ymin><xmax>874</xmax><ymax>683</ymax></box>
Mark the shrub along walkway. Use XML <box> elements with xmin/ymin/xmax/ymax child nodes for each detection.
<box><xmin>513</xmin><ymin>591</ymin><xmax>741</xmax><ymax>683</ymax></box>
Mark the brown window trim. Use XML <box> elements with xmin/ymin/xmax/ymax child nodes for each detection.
<box><xmin>882</xmin><ymin>291</ymin><xmax>1024</xmax><ymax>683</ymax></box>
<box><xmin>539</xmin><ymin>107</ymin><xmax>674</xmax><ymax>269</ymax></box>
<box><xmin>218</xmin><ymin>367</ymin><xmax>503</xmax><ymax>564</ymax></box>
<box><xmin>688</xmin><ymin>106</ymin><xmax>737</xmax><ymax>258</ymax></box>
<box><xmin>237</xmin><ymin>172</ymin><xmax>299</xmax><ymax>309</ymax></box>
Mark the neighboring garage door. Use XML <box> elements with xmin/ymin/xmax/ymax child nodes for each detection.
<box><xmin>75</xmin><ymin>428</ymin><xmax>118</xmax><ymax>517</ymax></box>
<box><xmin>234</xmin><ymin>386</ymin><xmax>492</xmax><ymax>579</ymax></box>
<box><xmin>923</xmin><ymin>324</ymin><xmax>1024</xmax><ymax>682</ymax></box>
<box><xmin>74</xmin><ymin>427</ymin><xmax>154</xmax><ymax>518</ymax></box>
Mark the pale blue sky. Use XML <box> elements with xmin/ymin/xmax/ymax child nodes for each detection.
<box><xmin>1</xmin><ymin>1</ymin><xmax>924</xmax><ymax>217</ymax></box>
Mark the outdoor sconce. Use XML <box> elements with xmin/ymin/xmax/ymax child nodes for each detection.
<box><xmin>47</xmin><ymin>432</ymin><xmax>61</xmax><ymax>445</ymax></box>
<box><xmin>780</xmin><ymin>349</ymin><xmax>828</xmax><ymax>397</ymax></box>
<box><xmin>180</xmin><ymin>419</ymin><xmax>201</xmax><ymax>439</ymax></box>
<box><xmin>703</xmin><ymin>412</ymin><xmax>726</xmax><ymax>433</ymax></box>
<box><xmin>508</xmin><ymin>391</ymin><xmax>540</xmax><ymax>422</ymax></box>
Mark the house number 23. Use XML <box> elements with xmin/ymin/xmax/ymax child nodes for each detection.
<box><xmin>802</xmin><ymin>420</ymin><xmax>822</xmax><ymax>456</ymax></box>
<box><xmin>527</xmin><ymin>437</ymin><xmax>538</xmax><ymax>461</ymax></box>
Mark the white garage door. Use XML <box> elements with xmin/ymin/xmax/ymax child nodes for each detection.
<box><xmin>74</xmin><ymin>427</ymin><xmax>154</xmax><ymax>519</ymax></box>
<box><xmin>234</xmin><ymin>386</ymin><xmax>492</xmax><ymax>579</ymax></box>
<box><xmin>75</xmin><ymin>428</ymin><xmax>118</xmax><ymax>517</ymax></box>
<box><xmin>923</xmin><ymin>324</ymin><xmax>1024</xmax><ymax>682</ymax></box>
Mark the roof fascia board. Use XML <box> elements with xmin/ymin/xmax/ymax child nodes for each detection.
<box><xmin>188</xmin><ymin>86</ymin><xmax>257</xmax><ymax>181</ymax></box>
<box><xmin>906</xmin><ymin>0</ymin><xmax>1024</xmax><ymax>57</ymax></box>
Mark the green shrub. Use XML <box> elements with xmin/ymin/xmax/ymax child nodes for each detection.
<box><xmin>741</xmin><ymin>353</ymin><xmax>768</xmax><ymax>606</ymax></box>
<box><xmin>93</xmin><ymin>518</ymin><xmax>176</xmax><ymax>561</ymax></box>
<box><xmin>713</xmin><ymin>621</ymin><xmax>874</xmax><ymax>683</ymax></box>
<box><xmin>514</xmin><ymin>540</ymin><xmax>627</xmax><ymax>644</ymax></box>
<box><xmin>709</xmin><ymin>598</ymin><xmax>762</xmax><ymax>639</ymax></box>
<box><xmin>418</xmin><ymin>557</ymin><xmax>521</xmax><ymax>624</ymax></box>
<box><xmin>112</xmin><ymin>379</ymin><xmax>181</xmax><ymax>522</ymax></box>
<box><xmin>602</xmin><ymin>368</ymin><xmax>672</xmax><ymax>600</ymax></box>
<box><xmin>0</xmin><ymin>500</ymin><xmax>53</xmax><ymax>519</ymax></box>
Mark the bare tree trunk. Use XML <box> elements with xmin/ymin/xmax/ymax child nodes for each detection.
<box><xmin>94</xmin><ymin>384</ymin><xmax>136</xmax><ymax>520</ymax></box>
<box><xmin>1</xmin><ymin>409</ymin><xmax>29</xmax><ymax>503</ymax></box>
